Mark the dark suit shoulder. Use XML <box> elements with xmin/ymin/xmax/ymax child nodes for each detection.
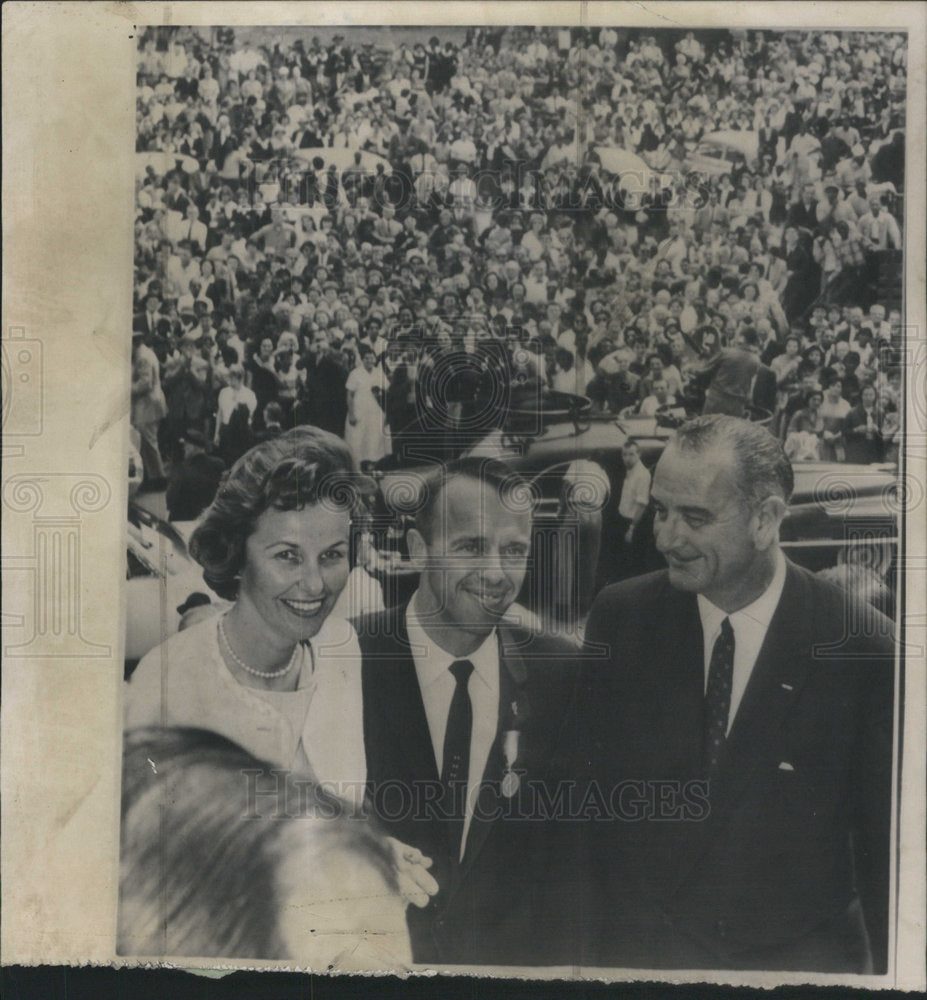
<box><xmin>503</xmin><ymin>626</ymin><xmax>580</xmax><ymax>707</ymax></box>
<box><xmin>589</xmin><ymin>569</ymin><xmax>671</xmax><ymax>616</ymax></box>
<box><xmin>351</xmin><ymin>607</ymin><xmax>391</xmax><ymax>638</ymax></box>
<box><xmin>788</xmin><ymin>560</ymin><xmax>895</xmax><ymax>659</ymax></box>
<box><xmin>502</xmin><ymin>623</ymin><xmax>577</xmax><ymax>660</ymax></box>
<box><xmin>351</xmin><ymin>605</ymin><xmax>408</xmax><ymax>656</ymax></box>
<box><xmin>583</xmin><ymin>570</ymin><xmax>676</xmax><ymax>670</ymax></box>
<box><xmin>352</xmin><ymin>600</ymin><xmax>406</xmax><ymax>632</ymax></box>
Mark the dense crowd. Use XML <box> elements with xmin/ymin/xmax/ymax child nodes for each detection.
<box><xmin>130</xmin><ymin>24</ymin><xmax>907</xmax><ymax>516</ymax></box>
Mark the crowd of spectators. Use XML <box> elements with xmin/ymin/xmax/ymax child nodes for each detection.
<box><xmin>131</xmin><ymin>24</ymin><xmax>907</xmax><ymax>517</ymax></box>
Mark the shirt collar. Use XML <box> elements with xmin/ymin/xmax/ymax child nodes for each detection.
<box><xmin>697</xmin><ymin>549</ymin><xmax>787</xmax><ymax>638</ymax></box>
<box><xmin>406</xmin><ymin>591</ymin><xmax>499</xmax><ymax>691</ymax></box>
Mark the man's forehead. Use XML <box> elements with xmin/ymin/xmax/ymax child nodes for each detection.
<box><xmin>433</xmin><ymin>475</ymin><xmax>532</xmax><ymax>532</ymax></box>
<box><xmin>653</xmin><ymin>445</ymin><xmax>736</xmax><ymax>500</ymax></box>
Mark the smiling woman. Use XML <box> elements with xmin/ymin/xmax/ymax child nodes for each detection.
<box><xmin>123</xmin><ymin>428</ymin><xmax>440</xmax><ymax>930</ymax></box>
<box><xmin>124</xmin><ymin>426</ymin><xmax>369</xmax><ymax>795</ymax></box>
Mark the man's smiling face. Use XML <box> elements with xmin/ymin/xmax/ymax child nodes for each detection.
<box><xmin>409</xmin><ymin>475</ymin><xmax>532</xmax><ymax>640</ymax></box>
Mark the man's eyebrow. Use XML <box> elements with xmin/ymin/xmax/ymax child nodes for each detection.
<box><xmin>650</xmin><ymin>494</ymin><xmax>713</xmax><ymax>516</ymax></box>
<box><xmin>676</xmin><ymin>504</ymin><xmax>714</xmax><ymax>519</ymax></box>
<box><xmin>446</xmin><ymin>534</ymin><xmax>484</xmax><ymax>546</ymax></box>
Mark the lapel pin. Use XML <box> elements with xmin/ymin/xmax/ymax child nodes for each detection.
<box><xmin>778</xmin><ymin>761</ymin><xmax>795</xmax><ymax>771</ymax></box>
<box><xmin>780</xmin><ymin>682</ymin><xmax>794</xmax><ymax>692</ymax></box>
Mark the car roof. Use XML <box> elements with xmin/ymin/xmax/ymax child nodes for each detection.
<box><xmin>790</xmin><ymin>461</ymin><xmax>896</xmax><ymax>502</ymax></box>
<box><xmin>698</xmin><ymin>130</ymin><xmax>759</xmax><ymax>157</ymax></box>
<box><xmin>588</xmin><ymin>145</ymin><xmax>674</xmax><ymax>189</ymax></box>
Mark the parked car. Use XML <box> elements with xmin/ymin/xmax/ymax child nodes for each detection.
<box><xmin>290</xmin><ymin>146</ymin><xmax>391</xmax><ymax>173</ymax></box>
<box><xmin>686</xmin><ymin>130</ymin><xmax>760</xmax><ymax>179</ymax></box>
<box><xmin>586</xmin><ymin>146</ymin><xmax>676</xmax><ymax>210</ymax></box>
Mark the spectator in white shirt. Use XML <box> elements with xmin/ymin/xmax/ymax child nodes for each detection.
<box><xmin>214</xmin><ymin>364</ymin><xmax>257</xmax><ymax>445</ymax></box>
<box><xmin>857</xmin><ymin>194</ymin><xmax>901</xmax><ymax>250</ymax></box>
<box><xmin>639</xmin><ymin>377</ymin><xmax>678</xmax><ymax>417</ymax></box>
<box><xmin>167</xmin><ymin>241</ymin><xmax>201</xmax><ymax>298</ymax></box>
<box><xmin>449</xmin><ymin>128</ymin><xmax>477</xmax><ymax>165</ymax></box>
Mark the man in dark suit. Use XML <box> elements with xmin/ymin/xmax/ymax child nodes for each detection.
<box><xmin>293</xmin><ymin>330</ymin><xmax>348</xmax><ymax>436</ymax></box>
<box><xmin>165</xmin><ymin>428</ymin><xmax>225</xmax><ymax>522</ymax></box>
<box><xmin>700</xmin><ymin>327</ymin><xmax>777</xmax><ymax>418</ymax></box>
<box><xmin>842</xmin><ymin>384</ymin><xmax>885</xmax><ymax>464</ymax></box>
<box><xmin>581</xmin><ymin>415</ymin><xmax>894</xmax><ymax>973</ymax></box>
<box><xmin>787</xmin><ymin>180</ymin><xmax>820</xmax><ymax>232</ymax></box>
<box><xmin>133</xmin><ymin>288</ymin><xmax>165</xmax><ymax>339</ymax></box>
<box><xmin>356</xmin><ymin>458</ymin><xmax>576</xmax><ymax>966</ymax></box>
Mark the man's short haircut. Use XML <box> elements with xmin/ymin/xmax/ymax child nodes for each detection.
<box><xmin>118</xmin><ymin>726</ymin><xmax>397</xmax><ymax>959</ymax></box>
<box><xmin>670</xmin><ymin>415</ymin><xmax>794</xmax><ymax>508</ymax></box>
<box><xmin>263</xmin><ymin>401</ymin><xmax>284</xmax><ymax>425</ymax></box>
<box><xmin>412</xmin><ymin>457</ymin><xmax>533</xmax><ymax>544</ymax></box>
<box><xmin>555</xmin><ymin>347</ymin><xmax>574</xmax><ymax>371</ymax></box>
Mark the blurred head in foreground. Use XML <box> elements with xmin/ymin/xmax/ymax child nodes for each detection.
<box><xmin>118</xmin><ymin>726</ymin><xmax>410</xmax><ymax>966</ymax></box>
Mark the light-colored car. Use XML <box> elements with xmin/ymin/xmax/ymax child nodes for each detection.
<box><xmin>586</xmin><ymin>146</ymin><xmax>675</xmax><ymax>210</ymax></box>
<box><xmin>290</xmin><ymin>146</ymin><xmax>391</xmax><ymax>173</ymax></box>
<box><xmin>686</xmin><ymin>130</ymin><xmax>760</xmax><ymax>178</ymax></box>
<box><xmin>135</xmin><ymin>150</ymin><xmax>199</xmax><ymax>179</ymax></box>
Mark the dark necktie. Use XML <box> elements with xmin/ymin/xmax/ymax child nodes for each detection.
<box><xmin>704</xmin><ymin>617</ymin><xmax>734</xmax><ymax>775</ymax></box>
<box><xmin>442</xmin><ymin>659</ymin><xmax>474</xmax><ymax>859</ymax></box>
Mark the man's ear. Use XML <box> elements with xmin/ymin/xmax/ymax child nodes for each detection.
<box><xmin>406</xmin><ymin>526</ymin><xmax>429</xmax><ymax>571</ymax></box>
<box><xmin>754</xmin><ymin>495</ymin><xmax>787</xmax><ymax>551</ymax></box>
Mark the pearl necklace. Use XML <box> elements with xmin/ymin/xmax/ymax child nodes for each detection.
<box><xmin>219</xmin><ymin>616</ymin><xmax>299</xmax><ymax>680</ymax></box>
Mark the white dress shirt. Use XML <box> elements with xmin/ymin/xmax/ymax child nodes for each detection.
<box><xmin>697</xmin><ymin>550</ymin><xmax>787</xmax><ymax>734</ymax></box>
<box><xmin>406</xmin><ymin>593</ymin><xmax>500</xmax><ymax>859</ymax></box>
<box><xmin>618</xmin><ymin>460</ymin><xmax>651</xmax><ymax>520</ymax></box>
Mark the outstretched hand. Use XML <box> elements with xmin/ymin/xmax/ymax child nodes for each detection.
<box><xmin>385</xmin><ymin>836</ymin><xmax>439</xmax><ymax>908</ymax></box>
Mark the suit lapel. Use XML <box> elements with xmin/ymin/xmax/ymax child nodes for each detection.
<box><xmin>363</xmin><ymin>610</ymin><xmax>439</xmax><ymax>786</ymax></box>
<box><xmin>714</xmin><ymin>562</ymin><xmax>814</xmax><ymax>800</ymax></box>
<box><xmin>666</xmin><ymin>562</ymin><xmax>816</xmax><ymax>889</ymax></box>
<box><xmin>636</xmin><ymin>584</ymin><xmax>706</xmax><ymax>888</ymax></box>
<box><xmin>644</xmin><ymin>583</ymin><xmax>705</xmax><ymax>784</ymax></box>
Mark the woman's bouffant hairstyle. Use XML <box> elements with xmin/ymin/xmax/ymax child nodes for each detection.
<box><xmin>118</xmin><ymin>726</ymin><xmax>398</xmax><ymax>959</ymax></box>
<box><xmin>190</xmin><ymin>426</ymin><xmax>357</xmax><ymax>600</ymax></box>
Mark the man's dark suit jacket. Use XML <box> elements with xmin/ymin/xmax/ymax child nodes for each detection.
<box><xmin>133</xmin><ymin>311</ymin><xmax>164</xmax><ymax>338</ymax></box>
<box><xmin>294</xmin><ymin>356</ymin><xmax>348</xmax><ymax>437</ymax></box>
<box><xmin>843</xmin><ymin>405</ymin><xmax>885</xmax><ymax>465</ymax></box>
<box><xmin>701</xmin><ymin>348</ymin><xmax>777</xmax><ymax>418</ymax></box>
<box><xmin>579</xmin><ymin>560</ymin><xmax>895</xmax><ymax>973</ymax></box>
<box><xmin>751</xmin><ymin>362</ymin><xmax>778</xmax><ymax>415</ymax></box>
<box><xmin>165</xmin><ymin>452</ymin><xmax>226</xmax><ymax>522</ymax></box>
<box><xmin>355</xmin><ymin>604</ymin><xmax>576</xmax><ymax>967</ymax></box>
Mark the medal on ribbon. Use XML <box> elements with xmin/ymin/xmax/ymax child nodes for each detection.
<box><xmin>501</xmin><ymin>728</ymin><xmax>520</xmax><ymax>798</ymax></box>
